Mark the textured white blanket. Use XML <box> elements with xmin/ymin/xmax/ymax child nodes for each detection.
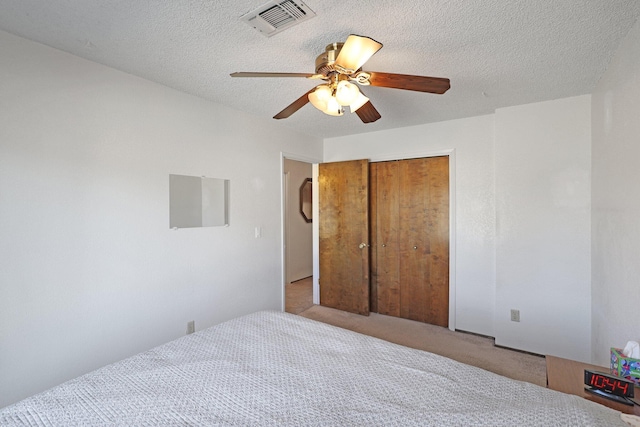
<box><xmin>0</xmin><ymin>311</ymin><xmax>629</xmax><ymax>426</ymax></box>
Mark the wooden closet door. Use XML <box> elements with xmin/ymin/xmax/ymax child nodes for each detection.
<box><xmin>318</xmin><ymin>159</ymin><xmax>370</xmax><ymax>316</ymax></box>
<box><xmin>373</xmin><ymin>161</ymin><xmax>401</xmax><ymax>317</ymax></box>
<box><xmin>398</xmin><ymin>157</ymin><xmax>449</xmax><ymax>326</ymax></box>
<box><xmin>374</xmin><ymin>157</ymin><xmax>449</xmax><ymax>327</ymax></box>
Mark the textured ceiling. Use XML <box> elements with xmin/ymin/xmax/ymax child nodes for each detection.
<box><xmin>0</xmin><ymin>1</ymin><xmax>639</xmax><ymax>139</ymax></box>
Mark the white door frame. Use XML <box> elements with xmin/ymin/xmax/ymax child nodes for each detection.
<box><xmin>280</xmin><ymin>152</ymin><xmax>322</xmax><ymax>312</ymax></box>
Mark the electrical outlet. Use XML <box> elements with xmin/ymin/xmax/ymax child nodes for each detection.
<box><xmin>510</xmin><ymin>309</ymin><xmax>520</xmax><ymax>322</ymax></box>
<box><xmin>187</xmin><ymin>320</ymin><xmax>195</xmax><ymax>334</ymax></box>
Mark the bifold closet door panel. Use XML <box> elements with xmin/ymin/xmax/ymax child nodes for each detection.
<box><xmin>398</xmin><ymin>158</ymin><xmax>429</xmax><ymax>323</ymax></box>
<box><xmin>374</xmin><ymin>161</ymin><xmax>401</xmax><ymax>317</ymax></box>
<box><xmin>398</xmin><ymin>157</ymin><xmax>449</xmax><ymax>326</ymax></box>
<box><xmin>319</xmin><ymin>159</ymin><xmax>370</xmax><ymax>316</ymax></box>
<box><xmin>426</xmin><ymin>156</ymin><xmax>450</xmax><ymax>327</ymax></box>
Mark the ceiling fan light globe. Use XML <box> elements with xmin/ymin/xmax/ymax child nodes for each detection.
<box><xmin>335</xmin><ymin>81</ymin><xmax>360</xmax><ymax>106</ymax></box>
<box><xmin>323</xmin><ymin>97</ymin><xmax>344</xmax><ymax>116</ymax></box>
<box><xmin>308</xmin><ymin>85</ymin><xmax>332</xmax><ymax>112</ymax></box>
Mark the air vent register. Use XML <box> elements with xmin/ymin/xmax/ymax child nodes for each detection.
<box><xmin>241</xmin><ymin>1</ymin><xmax>316</xmax><ymax>37</ymax></box>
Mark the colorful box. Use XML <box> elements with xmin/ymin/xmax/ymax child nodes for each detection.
<box><xmin>610</xmin><ymin>347</ymin><xmax>640</xmax><ymax>385</ymax></box>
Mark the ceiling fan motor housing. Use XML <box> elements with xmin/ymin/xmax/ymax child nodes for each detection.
<box><xmin>315</xmin><ymin>43</ymin><xmax>343</xmax><ymax>76</ymax></box>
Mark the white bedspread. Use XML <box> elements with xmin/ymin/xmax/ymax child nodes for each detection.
<box><xmin>0</xmin><ymin>311</ymin><xmax>629</xmax><ymax>426</ymax></box>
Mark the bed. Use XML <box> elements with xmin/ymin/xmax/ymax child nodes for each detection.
<box><xmin>0</xmin><ymin>310</ymin><xmax>633</xmax><ymax>426</ymax></box>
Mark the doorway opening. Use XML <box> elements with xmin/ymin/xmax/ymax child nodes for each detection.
<box><xmin>283</xmin><ymin>157</ymin><xmax>314</xmax><ymax>314</ymax></box>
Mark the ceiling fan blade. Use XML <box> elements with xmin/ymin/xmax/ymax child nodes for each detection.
<box><xmin>354</xmin><ymin>101</ymin><xmax>381</xmax><ymax>123</ymax></box>
<box><xmin>273</xmin><ymin>89</ymin><xmax>315</xmax><ymax>119</ymax></box>
<box><xmin>367</xmin><ymin>72</ymin><xmax>450</xmax><ymax>94</ymax></box>
<box><xmin>335</xmin><ymin>35</ymin><xmax>383</xmax><ymax>74</ymax></box>
<box><xmin>230</xmin><ymin>72</ymin><xmax>323</xmax><ymax>79</ymax></box>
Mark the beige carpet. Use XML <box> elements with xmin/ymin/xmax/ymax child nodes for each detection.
<box><xmin>285</xmin><ymin>278</ymin><xmax>314</xmax><ymax>315</ymax></box>
<box><xmin>298</xmin><ymin>304</ymin><xmax>547</xmax><ymax>387</ymax></box>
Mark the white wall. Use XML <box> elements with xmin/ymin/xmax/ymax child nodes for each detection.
<box><xmin>494</xmin><ymin>96</ymin><xmax>592</xmax><ymax>361</ymax></box>
<box><xmin>591</xmin><ymin>19</ymin><xmax>640</xmax><ymax>366</ymax></box>
<box><xmin>324</xmin><ymin>115</ymin><xmax>497</xmax><ymax>336</ymax></box>
<box><xmin>283</xmin><ymin>159</ymin><xmax>313</xmax><ymax>283</ymax></box>
<box><xmin>325</xmin><ymin>96</ymin><xmax>593</xmax><ymax>361</ymax></box>
<box><xmin>0</xmin><ymin>30</ymin><xmax>322</xmax><ymax>407</ymax></box>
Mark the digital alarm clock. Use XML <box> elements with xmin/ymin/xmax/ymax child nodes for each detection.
<box><xmin>584</xmin><ymin>369</ymin><xmax>635</xmax><ymax>405</ymax></box>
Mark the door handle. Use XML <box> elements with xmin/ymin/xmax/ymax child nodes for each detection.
<box><xmin>359</xmin><ymin>243</ymin><xmax>368</xmax><ymax>249</ymax></box>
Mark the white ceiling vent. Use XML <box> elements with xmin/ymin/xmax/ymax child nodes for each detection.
<box><xmin>241</xmin><ymin>1</ymin><xmax>316</xmax><ymax>37</ymax></box>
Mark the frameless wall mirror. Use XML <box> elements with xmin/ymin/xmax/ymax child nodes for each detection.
<box><xmin>169</xmin><ymin>174</ymin><xmax>229</xmax><ymax>229</ymax></box>
<box><xmin>300</xmin><ymin>178</ymin><xmax>312</xmax><ymax>223</ymax></box>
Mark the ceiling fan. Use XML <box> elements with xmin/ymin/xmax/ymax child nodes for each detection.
<box><xmin>230</xmin><ymin>35</ymin><xmax>450</xmax><ymax>123</ymax></box>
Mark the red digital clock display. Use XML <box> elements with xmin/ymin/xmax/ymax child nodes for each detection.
<box><xmin>584</xmin><ymin>369</ymin><xmax>635</xmax><ymax>398</ymax></box>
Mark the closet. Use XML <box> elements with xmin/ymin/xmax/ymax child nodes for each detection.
<box><xmin>370</xmin><ymin>157</ymin><xmax>449</xmax><ymax>327</ymax></box>
<box><xmin>319</xmin><ymin>157</ymin><xmax>449</xmax><ymax>327</ymax></box>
